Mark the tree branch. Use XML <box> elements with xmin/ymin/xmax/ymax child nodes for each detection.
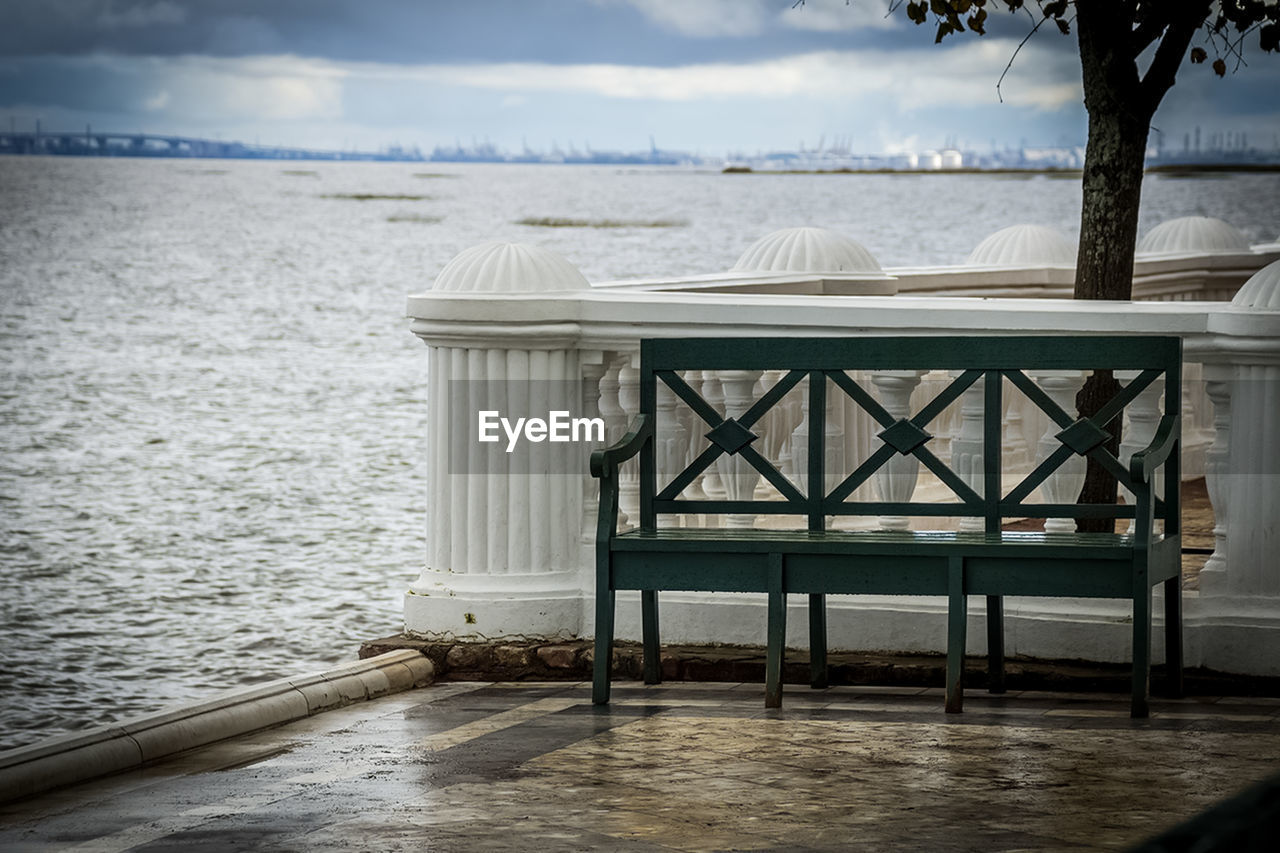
<box><xmin>1140</xmin><ymin>2</ymin><xmax>1213</xmax><ymax>106</ymax></box>
<box><xmin>1130</xmin><ymin>7</ymin><xmax>1174</xmax><ymax>58</ymax></box>
<box><xmin>997</xmin><ymin>2</ymin><xmax>1048</xmax><ymax>104</ymax></box>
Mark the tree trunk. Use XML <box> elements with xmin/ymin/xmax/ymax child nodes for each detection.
<box><xmin>1073</xmin><ymin>6</ymin><xmax>1156</xmax><ymax>529</ymax></box>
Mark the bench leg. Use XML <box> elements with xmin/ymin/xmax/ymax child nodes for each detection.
<box><xmin>592</xmin><ymin>588</ymin><xmax>615</xmax><ymax>706</ymax></box>
<box><xmin>986</xmin><ymin>595</ymin><xmax>1006</xmax><ymax>694</ymax></box>
<box><xmin>809</xmin><ymin>593</ymin><xmax>828</xmax><ymax>689</ymax></box>
<box><xmin>766</xmin><ymin>554</ymin><xmax>786</xmax><ymax>709</ymax></box>
<box><xmin>1132</xmin><ymin>582</ymin><xmax>1152</xmax><ymax>719</ymax></box>
<box><xmin>1164</xmin><ymin>576</ymin><xmax>1184</xmax><ymax>699</ymax></box>
<box><xmin>642</xmin><ymin>590</ymin><xmax>661</xmax><ymax>685</ymax></box>
<box><xmin>946</xmin><ymin>557</ymin><xmax>966</xmax><ymax>713</ymax></box>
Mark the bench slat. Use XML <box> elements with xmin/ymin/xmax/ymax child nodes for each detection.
<box><xmin>643</xmin><ymin>336</ymin><xmax>1182</xmax><ymax>372</ymax></box>
<box><xmin>611</xmin><ymin>527</ymin><xmax>1140</xmax><ymax>560</ymax></box>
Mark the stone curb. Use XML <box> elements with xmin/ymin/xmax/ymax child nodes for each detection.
<box><xmin>360</xmin><ymin>636</ymin><xmax>1280</xmax><ymax>698</ymax></box>
<box><xmin>0</xmin><ymin>649</ymin><xmax>435</xmax><ymax>804</ymax></box>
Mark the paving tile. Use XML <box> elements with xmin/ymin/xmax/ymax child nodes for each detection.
<box><xmin>3</xmin><ymin>682</ymin><xmax>1280</xmax><ymax>851</ymax></box>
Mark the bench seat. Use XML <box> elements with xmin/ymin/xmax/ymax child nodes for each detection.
<box><xmin>610</xmin><ymin>529</ymin><xmax>1179</xmax><ymax>598</ymax></box>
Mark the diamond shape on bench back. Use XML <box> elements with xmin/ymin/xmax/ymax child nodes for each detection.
<box><xmin>1056</xmin><ymin>417</ymin><xmax>1111</xmax><ymax>456</ymax></box>
<box><xmin>878</xmin><ymin>418</ymin><xmax>932</xmax><ymax>455</ymax></box>
<box><xmin>705</xmin><ymin>418</ymin><xmax>758</xmax><ymax>456</ymax></box>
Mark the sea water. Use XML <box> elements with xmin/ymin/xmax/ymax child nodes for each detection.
<box><xmin>1</xmin><ymin>156</ymin><xmax>1278</xmax><ymax>750</ymax></box>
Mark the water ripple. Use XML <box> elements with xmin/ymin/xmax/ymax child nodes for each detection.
<box><xmin>2</xmin><ymin>157</ymin><xmax>1277</xmax><ymax>752</ymax></box>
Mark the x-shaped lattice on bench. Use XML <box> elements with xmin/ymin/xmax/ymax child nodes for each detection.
<box><xmin>647</xmin><ymin>363</ymin><xmax>1168</xmax><ymax>530</ymax></box>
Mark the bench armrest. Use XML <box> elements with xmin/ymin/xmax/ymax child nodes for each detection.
<box><xmin>590</xmin><ymin>414</ymin><xmax>653</xmax><ymax>479</ymax></box>
<box><xmin>1129</xmin><ymin>414</ymin><xmax>1179</xmax><ymax>485</ymax></box>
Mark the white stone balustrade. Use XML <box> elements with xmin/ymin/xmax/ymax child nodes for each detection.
<box><xmin>1195</xmin><ymin>259</ymin><xmax>1280</xmax><ymax>611</ymax></box>
<box><xmin>404</xmin><ymin>230</ymin><xmax>1280</xmax><ymax>677</ymax></box>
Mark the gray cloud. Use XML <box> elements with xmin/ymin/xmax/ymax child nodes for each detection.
<box><xmin>0</xmin><ymin>0</ymin><xmax>990</xmax><ymax>65</ymax></box>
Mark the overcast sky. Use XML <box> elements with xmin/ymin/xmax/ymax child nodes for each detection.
<box><xmin>2</xmin><ymin>0</ymin><xmax>1278</xmax><ymax>155</ymax></box>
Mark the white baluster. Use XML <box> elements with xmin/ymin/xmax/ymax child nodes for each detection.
<box><xmin>676</xmin><ymin>370</ymin><xmax>701</xmax><ymax>526</ymax></box>
<box><xmin>1200</xmin><ymin>378</ymin><xmax>1231</xmax><ymax>587</ymax></box>
<box><xmin>617</xmin><ymin>363</ymin><xmax>640</xmax><ymax>532</ymax></box>
<box><xmin>580</xmin><ymin>356</ymin><xmax>608</xmax><ymax>537</ymax></box>
<box><xmin>779</xmin><ymin>376</ymin><xmax>804</xmax><ymax>485</ymax></box>
<box><xmin>788</xmin><ymin>383</ymin><xmax>811</xmax><ymax>494</ymax></box>
<box><xmin>1031</xmin><ymin>370</ymin><xmax>1088</xmax><ymax>534</ymax></box>
<box><xmin>715</xmin><ymin>370</ymin><xmax>763</xmax><ymax>529</ymax></box>
<box><xmin>1118</xmin><ymin>369</ymin><xmax>1166</xmax><ymax>534</ymax></box>
<box><xmin>755</xmin><ymin>370</ymin><xmax>783</xmax><ymax>500</ymax></box>
<box><xmin>597</xmin><ymin>356</ymin><xmax>629</xmax><ymax>531</ymax></box>
<box><xmin>1206</xmin><ymin>362</ymin><xmax>1280</xmax><ymax>599</ymax></box>
<box><xmin>871</xmin><ymin>371</ymin><xmax>925</xmax><ymax>531</ymax></box>
<box><xmin>700</xmin><ymin>371</ymin><xmax>728</xmax><ymax>502</ymax></box>
<box><xmin>656</xmin><ymin>379</ymin><xmax>690</xmax><ymax>502</ymax></box>
<box><xmin>1003</xmin><ymin>397</ymin><xmax>1030</xmax><ymax>469</ymax></box>
<box><xmin>949</xmin><ymin>373</ymin><xmax>986</xmax><ymax>533</ymax></box>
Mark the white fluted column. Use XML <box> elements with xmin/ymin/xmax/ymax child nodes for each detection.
<box><xmin>1198</xmin><ymin>364</ymin><xmax>1280</xmax><ymax>599</ymax></box>
<box><xmin>404</xmin><ymin>242</ymin><xmax>592</xmax><ymax>640</ymax></box>
<box><xmin>1196</xmin><ymin>260</ymin><xmax>1280</xmax><ymax>610</ymax></box>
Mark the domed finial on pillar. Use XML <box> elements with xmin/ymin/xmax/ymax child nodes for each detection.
<box><xmin>733</xmin><ymin>226</ymin><xmax>883</xmax><ymax>274</ymax></box>
<box><xmin>433</xmin><ymin>242</ymin><xmax>589</xmax><ymax>293</ymax></box>
<box><xmin>965</xmin><ymin>225</ymin><xmax>1076</xmax><ymax>267</ymax></box>
<box><xmin>1137</xmin><ymin>217</ymin><xmax>1251</xmax><ymax>257</ymax></box>
<box><xmin>1231</xmin><ymin>258</ymin><xmax>1280</xmax><ymax>310</ymax></box>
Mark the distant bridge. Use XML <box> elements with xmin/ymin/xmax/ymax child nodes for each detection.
<box><xmin>0</xmin><ymin>129</ymin><xmax>424</xmax><ymax>162</ymax></box>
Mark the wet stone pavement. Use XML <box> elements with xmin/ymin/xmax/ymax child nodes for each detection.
<box><xmin>3</xmin><ymin>681</ymin><xmax>1280</xmax><ymax>852</ymax></box>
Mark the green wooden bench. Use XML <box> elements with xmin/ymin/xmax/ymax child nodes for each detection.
<box><xmin>590</xmin><ymin>336</ymin><xmax>1184</xmax><ymax>718</ymax></box>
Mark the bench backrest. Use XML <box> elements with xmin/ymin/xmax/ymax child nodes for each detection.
<box><xmin>634</xmin><ymin>335</ymin><xmax>1182</xmax><ymax>534</ymax></box>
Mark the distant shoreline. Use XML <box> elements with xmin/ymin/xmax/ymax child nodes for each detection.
<box><xmin>721</xmin><ymin>163</ymin><xmax>1280</xmax><ymax>176</ymax></box>
<box><xmin>3</xmin><ymin>149</ymin><xmax>1277</xmax><ymax>176</ymax></box>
